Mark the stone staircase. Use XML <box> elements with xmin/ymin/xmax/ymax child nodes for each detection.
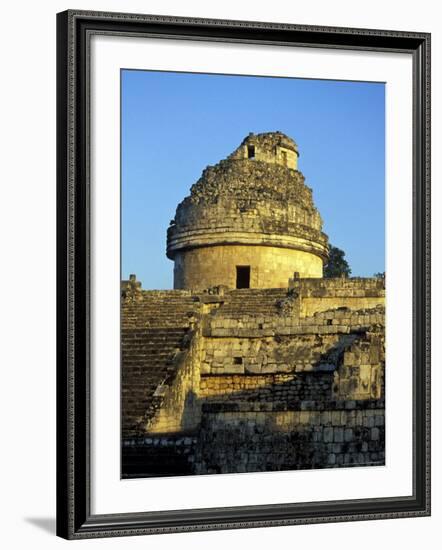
<box><xmin>122</xmin><ymin>327</ymin><xmax>188</xmax><ymax>437</ymax></box>
<box><xmin>122</xmin><ymin>290</ymin><xmax>198</xmax><ymax>329</ymax></box>
<box><xmin>122</xmin><ymin>291</ymin><xmax>200</xmax><ymax>437</ymax></box>
<box><xmin>215</xmin><ymin>288</ymin><xmax>288</xmax><ymax>317</ymax></box>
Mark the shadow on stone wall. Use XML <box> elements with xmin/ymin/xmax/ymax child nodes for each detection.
<box><xmin>122</xmin><ymin>329</ymin><xmax>385</xmax><ymax>478</ymax></box>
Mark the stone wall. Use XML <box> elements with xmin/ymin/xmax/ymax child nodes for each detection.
<box><xmin>122</xmin><ymin>278</ymin><xmax>385</xmax><ymax>477</ymax></box>
<box><xmin>199</xmin><ymin>373</ymin><xmax>334</xmax><ymax>401</ymax></box>
<box><xmin>173</xmin><ymin>244</ymin><xmax>323</xmax><ymax>290</ymax></box>
<box><xmin>228</xmin><ymin>131</ymin><xmax>299</xmax><ymax>170</ymax></box>
<box><xmin>288</xmin><ymin>277</ymin><xmax>386</xmax><ymax>317</ymax></box>
<box><xmin>194</xmin><ymin>401</ymin><xmax>385</xmax><ymax>474</ymax></box>
<box><xmin>147</xmin><ymin>325</ymin><xmax>203</xmax><ymax>434</ymax></box>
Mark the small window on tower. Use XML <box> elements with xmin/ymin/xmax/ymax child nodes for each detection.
<box><xmin>247</xmin><ymin>145</ymin><xmax>255</xmax><ymax>159</ymax></box>
<box><xmin>236</xmin><ymin>266</ymin><xmax>251</xmax><ymax>289</ymax></box>
<box><xmin>281</xmin><ymin>150</ymin><xmax>287</xmax><ymax>165</ymax></box>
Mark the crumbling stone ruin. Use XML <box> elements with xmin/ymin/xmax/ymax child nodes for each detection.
<box><xmin>122</xmin><ymin>132</ymin><xmax>385</xmax><ymax>477</ymax></box>
<box><xmin>167</xmin><ymin>132</ymin><xmax>328</xmax><ymax>289</ymax></box>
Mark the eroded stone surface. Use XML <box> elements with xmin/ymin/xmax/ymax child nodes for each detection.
<box><xmin>121</xmin><ymin>278</ymin><xmax>385</xmax><ymax>477</ymax></box>
<box><xmin>167</xmin><ymin>132</ymin><xmax>329</xmax><ymax>289</ymax></box>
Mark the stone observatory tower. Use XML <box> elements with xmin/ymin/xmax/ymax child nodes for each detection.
<box><xmin>167</xmin><ymin>131</ymin><xmax>329</xmax><ymax>290</ymax></box>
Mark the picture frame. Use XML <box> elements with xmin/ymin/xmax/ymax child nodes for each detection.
<box><xmin>56</xmin><ymin>9</ymin><xmax>431</xmax><ymax>539</ymax></box>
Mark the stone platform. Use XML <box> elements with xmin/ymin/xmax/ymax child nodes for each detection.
<box><xmin>121</xmin><ymin>276</ymin><xmax>385</xmax><ymax>477</ymax></box>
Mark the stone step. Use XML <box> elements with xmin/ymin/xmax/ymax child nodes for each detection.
<box><xmin>122</xmin><ymin>322</ymin><xmax>193</xmax><ymax>437</ymax></box>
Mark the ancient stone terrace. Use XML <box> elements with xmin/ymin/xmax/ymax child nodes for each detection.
<box><xmin>122</xmin><ymin>276</ymin><xmax>385</xmax><ymax>475</ymax></box>
<box><xmin>121</xmin><ymin>279</ymin><xmax>201</xmax><ymax>437</ymax></box>
<box><xmin>122</xmin><ymin>131</ymin><xmax>386</xmax><ymax>476</ymax></box>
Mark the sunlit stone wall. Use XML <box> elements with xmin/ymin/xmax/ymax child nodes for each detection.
<box><xmin>173</xmin><ymin>245</ymin><xmax>323</xmax><ymax>290</ymax></box>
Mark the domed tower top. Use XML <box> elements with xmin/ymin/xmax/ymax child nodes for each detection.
<box><xmin>229</xmin><ymin>131</ymin><xmax>299</xmax><ymax>170</ymax></box>
<box><xmin>167</xmin><ymin>132</ymin><xmax>329</xmax><ymax>291</ymax></box>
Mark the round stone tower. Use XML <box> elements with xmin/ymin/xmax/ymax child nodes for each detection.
<box><xmin>167</xmin><ymin>131</ymin><xmax>329</xmax><ymax>290</ymax></box>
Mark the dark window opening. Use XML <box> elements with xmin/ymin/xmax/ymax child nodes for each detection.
<box><xmin>236</xmin><ymin>266</ymin><xmax>250</xmax><ymax>289</ymax></box>
<box><xmin>281</xmin><ymin>150</ymin><xmax>287</xmax><ymax>165</ymax></box>
<box><xmin>247</xmin><ymin>145</ymin><xmax>255</xmax><ymax>159</ymax></box>
<box><xmin>233</xmin><ymin>357</ymin><xmax>243</xmax><ymax>365</ymax></box>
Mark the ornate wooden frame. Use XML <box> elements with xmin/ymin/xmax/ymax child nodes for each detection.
<box><xmin>56</xmin><ymin>9</ymin><xmax>431</xmax><ymax>539</ymax></box>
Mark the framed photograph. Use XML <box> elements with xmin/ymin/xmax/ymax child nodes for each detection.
<box><xmin>56</xmin><ymin>10</ymin><xmax>431</xmax><ymax>539</ymax></box>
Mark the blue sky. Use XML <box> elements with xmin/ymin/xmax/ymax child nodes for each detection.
<box><xmin>122</xmin><ymin>70</ymin><xmax>385</xmax><ymax>289</ymax></box>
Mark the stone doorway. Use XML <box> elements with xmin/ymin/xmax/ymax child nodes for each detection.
<box><xmin>236</xmin><ymin>266</ymin><xmax>250</xmax><ymax>289</ymax></box>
